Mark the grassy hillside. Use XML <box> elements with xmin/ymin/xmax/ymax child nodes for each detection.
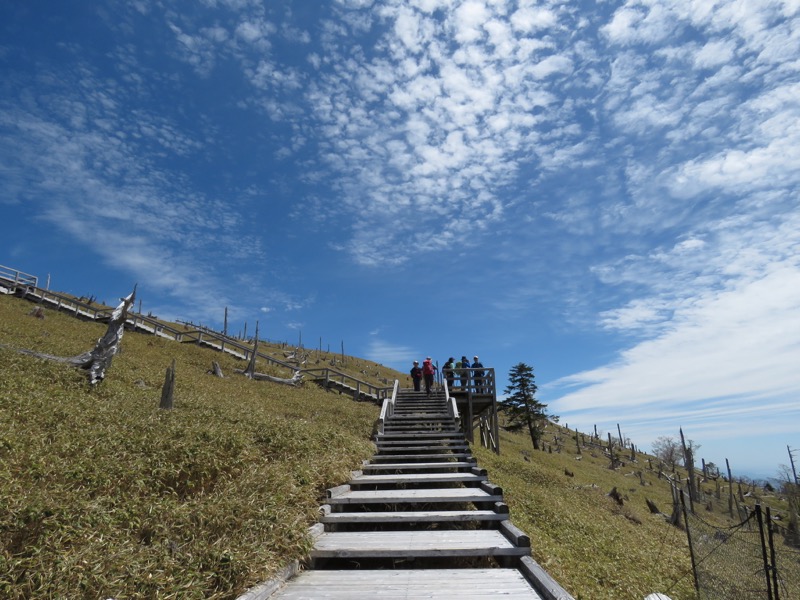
<box><xmin>1</xmin><ymin>292</ymin><xmax>788</xmax><ymax>599</ymax></box>
<box><xmin>0</xmin><ymin>295</ymin><xmax>381</xmax><ymax>599</ymax></box>
<box><xmin>474</xmin><ymin>432</ymin><xmax>696</xmax><ymax>599</ymax></box>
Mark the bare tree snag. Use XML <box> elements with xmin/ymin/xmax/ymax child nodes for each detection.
<box><xmin>244</xmin><ymin>321</ymin><xmax>260</xmax><ymax>378</ymax></box>
<box><xmin>6</xmin><ymin>287</ymin><xmax>135</xmax><ymax>385</ymax></box>
<box><xmin>608</xmin><ymin>487</ymin><xmax>624</xmax><ymax>506</ymax></box>
<box><xmin>209</xmin><ymin>361</ymin><xmax>224</xmax><ymax>378</ymax></box>
<box><xmin>646</xmin><ymin>498</ymin><xmax>662</xmax><ymax>514</ymax></box>
<box><xmin>160</xmin><ymin>359</ymin><xmax>176</xmax><ymax>409</ymax></box>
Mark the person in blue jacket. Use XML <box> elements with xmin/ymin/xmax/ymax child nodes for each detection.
<box><xmin>471</xmin><ymin>355</ymin><xmax>484</xmax><ymax>393</ymax></box>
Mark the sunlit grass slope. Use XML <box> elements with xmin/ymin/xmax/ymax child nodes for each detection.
<box><xmin>0</xmin><ymin>295</ymin><xmax>380</xmax><ymax>599</ymax></box>
<box><xmin>474</xmin><ymin>430</ymin><xmax>698</xmax><ymax>600</ymax></box>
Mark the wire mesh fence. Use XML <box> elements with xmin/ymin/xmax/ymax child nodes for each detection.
<box><xmin>682</xmin><ymin>495</ymin><xmax>800</xmax><ymax>600</ymax></box>
<box><xmin>770</xmin><ymin>518</ymin><xmax>800</xmax><ymax>600</ymax></box>
<box><xmin>685</xmin><ymin>509</ymin><xmax>767</xmax><ymax>599</ymax></box>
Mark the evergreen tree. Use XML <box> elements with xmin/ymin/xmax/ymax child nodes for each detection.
<box><xmin>502</xmin><ymin>362</ymin><xmax>556</xmax><ymax>450</ymax></box>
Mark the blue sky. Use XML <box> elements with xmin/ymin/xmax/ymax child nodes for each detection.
<box><xmin>2</xmin><ymin>0</ymin><xmax>798</xmax><ymax>479</ymax></box>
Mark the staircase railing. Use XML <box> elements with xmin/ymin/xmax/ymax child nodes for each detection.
<box><xmin>376</xmin><ymin>380</ymin><xmax>400</xmax><ymax>435</ymax></box>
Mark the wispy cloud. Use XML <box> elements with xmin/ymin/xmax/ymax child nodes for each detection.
<box><xmin>366</xmin><ymin>338</ymin><xmax>418</xmax><ymax>366</ymax></box>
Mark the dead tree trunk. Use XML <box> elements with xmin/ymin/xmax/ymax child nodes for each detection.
<box><xmin>160</xmin><ymin>359</ymin><xmax>176</xmax><ymax>409</ymax></box>
<box><xmin>7</xmin><ymin>287</ymin><xmax>136</xmax><ymax>385</ymax></box>
<box><xmin>209</xmin><ymin>361</ymin><xmax>224</xmax><ymax>378</ymax></box>
<box><xmin>244</xmin><ymin>321</ymin><xmax>260</xmax><ymax>378</ymax></box>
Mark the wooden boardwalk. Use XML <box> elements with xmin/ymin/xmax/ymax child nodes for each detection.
<box><xmin>265</xmin><ymin>389</ymin><xmax>575</xmax><ymax>600</ymax></box>
<box><xmin>0</xmin><ymin>266</ymin><xmax>391</xmax><ymax>402</ymax></box>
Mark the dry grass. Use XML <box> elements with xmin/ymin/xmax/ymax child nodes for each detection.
<box><xmin>474</xmin><ymin>430</ymin><xmax>698</xmax><ymax>600</ymax></box>
<box><xmin>0</xmin><ymin>295</ymin><xmax>379</xmax><ymax>599</ymax></box>
<box><xmin>474</xmin><ymin>422</ymin><xmax>794</xmax><ymax>600</ymax></box>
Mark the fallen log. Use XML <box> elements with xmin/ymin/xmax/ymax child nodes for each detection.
<box><xmin>235</xmin><ymin>368</ymin><xmax>303</xmax><ymax>386</ymax></box>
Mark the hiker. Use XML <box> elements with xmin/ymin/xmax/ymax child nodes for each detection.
<box><xmin>443</xmin><ymin>357</ymin><xmax>456</xmax><ymax>391</ymax></box>
<box><xmin>422</xmin><ymin>356</ymin><xmax>437</xmax><ymax>396</ymax></box>
<box><xmin>472</xmin><ymin>355</ymin><xmax>484</xmax><ymax>393</ymax></box>
<box><xmin>410</xmin><ymin>360</ymin><xmax>422</xmax><ymax>391</ymax></box>
<box><xmin>458</xmin><ymin>355</ymin><xmax>471</xmax><ymax>391</ymax></box>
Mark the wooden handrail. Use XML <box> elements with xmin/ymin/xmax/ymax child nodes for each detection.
<box><xmin>376</xmin><ymin>380</ymin><xmax>399</xmax><ymax>435</ymax></box>
<box><xmin>0</xmin><ymin>264</ymin><xmax>38</xmax><ymax>289</ymax></box>
<box><xmin>301</xmin><ymin>367</ymin><xmax>393</xmax><ymax>399</ymax></box>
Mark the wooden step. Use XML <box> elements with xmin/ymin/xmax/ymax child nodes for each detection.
<box><xmin>383</xmin><ymin>423</ymin><xmax>463</xmax><ymax>433</ymax></box>
<box><xmin>375</xmin><ymin>444</ymin><xmax>470</xmax><ymax>453</ymax></box>
<box><xmin>349</xmin><ymin>472</ymin><xmax>487</xmax><ymax>485</ymax></box>
<box><xmin>327</xmin><ymin>487</ymin><xmax>501</xmax><ymax>505</ymax></box>
<box><xmin>362</xmin><ymin>461</ymin><xmax>475</xmax><ymax>471</ymax></box>
<box><xmin>311</xmin><ymin>530</ymin><xmax>530</xmax><ymax>558</ymax></box>
<box><xmin>376</xmin><ymin>439</ymin><xmax>467</xmax><ymax>446</ymax></box>
<box><xmin>269</xmin><ymin>569</ymin><xmax>545</xmax><ymax>599</ymax></box>
<box><xmin>321</xmin><ymin>508</ymin><xmax>508</xmax><ymax>524</ymax></box>
<box><xmin>370</xmin><ymin>453</ymin><xmax>473</xmax><ymax>461</ymax></box>
<box><xmin>377</xmin><ymin>432</ymin><xmax>464</xmax><ymax>440</ymax></box>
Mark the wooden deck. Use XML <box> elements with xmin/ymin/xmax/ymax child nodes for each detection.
<box><xmin>257</xmin><ymin>389</ymin><xmax>575</xmax><ymax>600</ymax></box>
<box><xmin>270</xmin><ymin>569</ymin><xmax>545</xmax><ymax>599</ymax></box>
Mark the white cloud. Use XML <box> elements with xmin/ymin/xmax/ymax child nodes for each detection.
<box><xmin>453</xmin><ymin>0</ymin><xmax>490</xmax><ymax>44</ymax></box>
<box><xmin>510</xmin><ymin>7</ymin><xmax>557</xmax><ymax>33</ymax></box>
<box><xmin>366</xmin><ymin>339</ymin><xmax>418</xmax><ymax>365</ymax></box>
<box><xmin>693</xmin><ymin>38</ymin><xmax>737</xmax><ymax>68</ymax></box>
<box><xmin>530</xmin><ymin>54</ymin><xmax>573</xmax><ymax>79</ymax></box>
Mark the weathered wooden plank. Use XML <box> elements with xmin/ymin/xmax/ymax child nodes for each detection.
<box><xmin>519</xmin><ymin>556</ymin><xmax>577</xmax><ymax>600</ymax></box>
<box><xmin>311</xmin><ymin>530</ymin><xmax>531</xmax><ymax>558</ymax></box>
<box><xmin>270</xmin><ymin>569</ymin><xmax>545</xmax><ymax>599</ymax></box>
<box><xmin>370</xmin><ymin>453</ymin><xmax>473</xmax><ymax>461</ymax></box>
<box><xmin>375</xmin><ymin>443</ymin><xmax>470</xmax><ymax>451</ymax></box>
<box><xmin>321</xmin><ymin>509</ymin><xmax>508</xmax><ymax>523</ymax></box>
<box><xmin>362</xmin><ymin>461</ymin><xmax>475</xmax><ymax>471</ymax></box>
<box><xmin>500</xmin><ymin>519</ymin><xmax>531</xmax><ymax>547</ymax></box>
<box><xmin>377</xmin><ymin>437</ymin><xmax>465</xmax><ymax>443</ymax></box>
<box><xmin>327</xmin><ymin>487</ymin><xmax>501</xmax><ymax>505</ymax></box>
<box><xmin>375</xmin><ymin>443</ymin><xmax>470</xmax><ymax>450</ymax></box>
<box><xmin>349</xmin><ymin>472</ymin><xmax>487</xmax><ymax>485</ymax></box>
<box><xmin>377</xmin><ymin>431</ymin><xmax>464</xmax><ymax>438</ymax></box>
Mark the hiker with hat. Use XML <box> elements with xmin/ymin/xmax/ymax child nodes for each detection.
<box><xmin>472</xmin><ymin>355</ymin><xmax>485</xmax><ymax>394</ymax></box>
<box><xmin>422</xmin><ymin>356</ymin><xmax>437</xmax><ymax>396</ymax></box>
<box><xmin>410</xmin><ymin>360</ymin><xmax>423</xmax><ymax>391</ymax></box>
<box><xmin>443</xmin><ymin>357</ymin><xmax>456</xmax><ymax>391</ymax></box>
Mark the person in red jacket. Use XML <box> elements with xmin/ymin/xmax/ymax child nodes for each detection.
<box><xmin>422</xmin><ymin>356</ymin><xmax>437</xmax><ymax>396</ymax></box>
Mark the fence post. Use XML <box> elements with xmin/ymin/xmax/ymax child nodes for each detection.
<box><xmin>680</xmin><ymin>489</ymin><xmax>701</xmax><ymax>593</ymax></box>
<box><xmin>755</xmin><ymin>504</ymin><xmax>775</xmax><ymax>600</ymax></box>
<box><xmin>766</xmin><ymin>506</ymin><xmax>780</xmax><ymax>599</ymax></box>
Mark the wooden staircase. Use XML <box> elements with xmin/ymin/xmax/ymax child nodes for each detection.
<box><xmin>268</xmin><ymin>389</ymin><xmax>574</xmax><ymax>599</ymax></box>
